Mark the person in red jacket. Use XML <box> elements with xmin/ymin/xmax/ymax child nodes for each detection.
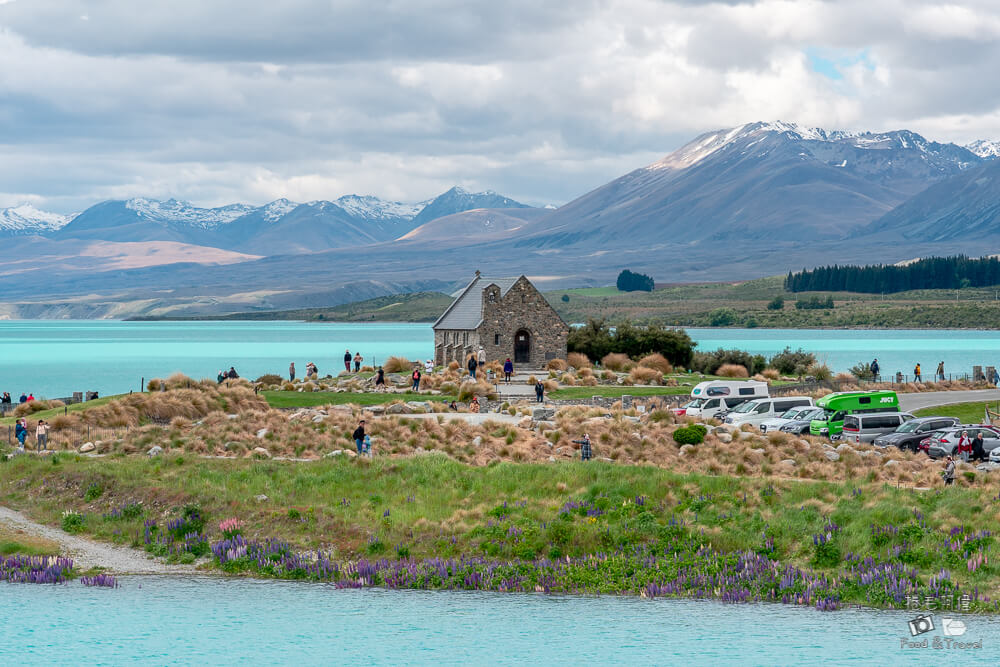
<box><xmin>957</xmin><ymin>430</ymin><xmax>973</xmax><ymax>462</ymax></box>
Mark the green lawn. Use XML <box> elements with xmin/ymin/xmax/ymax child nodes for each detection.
<box><xmin>0</xmin><ymin>394</ymin><xmax>127</xmax><ymax>426</ymax></box>
<box><xmin>914</xmin><ymin>401</ymin><xmax>999</xmax><ymax>424</ymax></box>
<box><xmin>262</xmin><ymin>391</ymin><xmax>456</xmax><ymax>408</ymax></box>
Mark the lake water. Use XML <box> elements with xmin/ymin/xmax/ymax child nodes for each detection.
<box><xmin>2</xmin><ymin>321</ymin><xmax>1000</xmax><ymax>398</ymax></box>
<box><xmin>2</xmin><ymin>576</ymin><xmax>998</xmax><ymax>665</ymax></box>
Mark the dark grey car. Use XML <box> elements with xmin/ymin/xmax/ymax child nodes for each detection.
<box><xmin>778</xmin><ymin>408</ymin><xmax>825</xmax><ymax>435</ymax></box>
<box><xmin>872</xmin><ymin>416</ymin><xmax>961</xmax><ymax>451</ymax></box>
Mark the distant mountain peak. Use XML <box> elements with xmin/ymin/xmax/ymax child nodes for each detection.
<box><xmin>0</xmin><ymin>203</ymin><xmax>73</xmax><ymax>234</ymax></box>
<box><xmin>966</xmin><ymin>139</ymin><xmax>1000</xmax><ymax>158</ymax></box>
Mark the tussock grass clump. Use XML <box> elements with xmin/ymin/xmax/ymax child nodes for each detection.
<box><xmin>546</xmin><ymin>359</ymin><xmax>568</xmax><ymax>371</ymax></box>
<box><xmin>628</xmin><ymin>367</ymin><xmax>662</xmax><ymax>385</ymax></box>
<box><xmin>458</xmin><ymin>381</ymin><xmax>496</xmax><ymax>401</ymax></box>
<box><xmin>716</xmin><ymin>364</ymin><xmax>749</xmax><ymax>378</ymax></box>
<box><xmin>566</xmin><ymin>352</ymin><xmax>591</xmax><ymax>369</ymax></box>
<box><xmin>601</xmin><ymin>353</ymin><xmax>632</xmax><ymax>371</ymax></box>
<box><xmin>761</xmin><ymin>369</ymin><xmax>780</xmax><ymax>381</ymax></box>
<box><xmin>13</xmin><ymin>400</ymin><xmax>64</xmax><ymax>418</ymax></box>
<box><xmin>383</xmin><ymin>356</ymin><xmax>413</xmax><ymax>373</ymax></box>
<box><xmin>448</xmin><ymin>361</ymin><xmax>460</xmax><ymax>371</ymax></box>
<box><xmin>255</xmin><ymin>374</ymin><xmax>284</xmax><ymax>385</ymax></box>
<box><xmin>638</xmin><ymin>353</ymin><xmax>673</xmax><ymax>374</ymax></box>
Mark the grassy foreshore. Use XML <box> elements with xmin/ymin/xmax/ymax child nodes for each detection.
<box><xmin>2</xmin><ymin>454</ymin><xmax>999</xmax><ymax>610</ymax></box>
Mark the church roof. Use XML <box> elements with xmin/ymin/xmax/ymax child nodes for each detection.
<box><xmin>433</xmin><ymin>274</ymin><xmax>520</xmax><ymax>330</ymax></box>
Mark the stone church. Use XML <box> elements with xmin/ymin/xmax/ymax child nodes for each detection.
<box><xmin>432</xmin><ymin>272</ymin><xmax>568</xmax><ymax>368</ymax></box>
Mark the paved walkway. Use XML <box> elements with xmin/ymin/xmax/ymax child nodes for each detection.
<box><xmin>404</xmin><ymin>412</ymin><xmax>523</xmax><ymax>425</ymax></box>
<box><xmin>898</xmin><ymin>389</ymin><xmax>1000</xmax><ymax>413</ymax></box>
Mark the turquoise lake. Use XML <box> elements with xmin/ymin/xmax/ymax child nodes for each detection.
<box><xmin>3</xmin><ymin>576</ymin><xmax>999</xmax><ymax>665</ymax></box>
<box><xmin>2</xmin><ymin>321</ymin><xmax>1000</xmax><ymax>398</ymax></box>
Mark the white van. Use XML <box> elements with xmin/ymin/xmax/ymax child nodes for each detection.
<box><xmin>677</xmin><ymin>381</ymin><xmax>769</xmax><ymax>421</ymax></box>
<box><xmin>724</xmin><ymin>396</ymin><xmax>814</xmax><ymax>429</ymax></box>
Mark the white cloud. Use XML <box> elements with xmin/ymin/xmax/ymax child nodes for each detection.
<box><xmin>0</xmin><ymin>0</ymin><xmax>1000</xmax><ymax>213</ymax></box>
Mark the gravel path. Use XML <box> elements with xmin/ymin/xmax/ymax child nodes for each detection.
<box><xmin>0</xmin><ymin>505</ymin><xmax>198</xmax><ymax>574</ymax></box>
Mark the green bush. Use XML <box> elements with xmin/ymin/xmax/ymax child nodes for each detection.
<box><xmin>673</xmin><ymin>424</ymin><xmax>707</xmax><ymax>445</ymax></box>
<box><xmin>61</xmin><ymin>511</ymin><xmax>84</xmax><ymax>533</ymax></box>
<box><xmin>768</xmin><ymin>347</ymin><xmax>818</xmax><ymax>375</ymax></box>
<box><xmin>690</xmin><ymin>349</ymin><xmax>766</xmax><ymax>376</ymax></box>
<box><xmin>567</xmin><ymin>319</ymin><xmax>694</xmax><ymax>368</ymax></box>
<box><xmin>849</xmin><ymin>362</ymin><xmax>874</xmax><ymax>380</ymax></box>
<box><xmin>709</xmin><ymin>308</ymin><xmax>738</xmax><ymax>326</ymax></box>
<box><xmin>83</xmin><ymin>482</ymin><xmax>103</xmax><ymax>502</ymax></box>
<box><xmin>767</xmin><ymin>296</ymin><xmax>784</xmax><ymax>310</ymax></box>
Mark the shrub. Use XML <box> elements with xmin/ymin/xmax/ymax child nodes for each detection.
<box><xmin>638</xmin><ymin>353</ymin><xmax>673</xmax><ymax>374</ymax></box>
<box><xmin>769</xmin><ymin>347</ymin><xmax>817</xmax><ymax>375</ymax></box>
<box><xmin>448</xmin><ymin>361</ymin><xmax>460</xmax><ymax>371</ymax></box>
<box><xmin>546</xmin><ymin>359</ymin><xmax>568</xmax><ymax>371</ymax></box>
<box><xmin>709</xmin><ymin>308</ymin><xmax>738</xmax><ymax>326</ymax></box>
<box><xmin>147</xmin><ymin>378</ymin><xmax>163</xmax><ymax>391</ymax></box>
<box><xmin>673</xmin><ymin>424</ymin><xmax>707</xmax><ymax>445</ymax></box>
<box><xmin>383</xmin><ymin>356</ymin><xmax>412</xmax><ymax>373</ymax></box>
<box><xmin>716</xmin><ymin>363</ymin><xmax>750</xmax><ymax>378</ymax></box>
<box><xmin>61</xmin><ymin>510</ymin><xmax>84</xmax><ymax>533</ymax></box>
<box><xmin>83</xmin><ymin>483</ymin><xmax>103</xmax><ymax>502</ymax></box>
<box><xmin>14</xmin><ymin>400</ymin><xmax>64</xmax><ymax>418</ymax></box>
<box><xmin>761</xmin><ymin>369</ymin><xmax>780</xmax><ymax>381</ymax></box>
<box><xmin>767</xmin><ymin>296</ymin><xmax>784</xmax><ymax>310</ymax></box>
<box><xmin>628</xmin><ymin>367</ymin><xmax>662</xmax><ymax>385</ymax></box>
<box><xmin>601</xmin><ymin>353</ymin><xmax>632</xmax><ymax>371</ymax></box>
<box><xmin>807</xmin><ymin>363</ymin><xmax>833</xmax><ymax>381</ymax></box>
<box><xmin>254</xmin><ymin>374</ymin><xmax>284</xmax><ymax>385</ymax></box>
<box><xmin>566</xmin><ymin>352</ymin><xmax>591</xmax><ymax>369</ymax></box>
<box><xmin>567</xmin><ymin>318</ymin><xmax>694</xmax><ymax>368</ymax></box>
<box><xmin>849</xmin><ymin>362</ymin><xmax>874</xmax><ymax>380</ymax></box>
<box><xmin>690</xmin><ymin>349</ymin><xmax>765</xmax><ymax>376</ymax></box>
<box><xmin>795</xmin><ymin>296</ymin><xmax>835</xmax><ymax>310</ymax></box>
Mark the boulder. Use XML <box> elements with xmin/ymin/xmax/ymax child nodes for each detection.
<box><xmin>712</xmin><ymin>426</ymin><xmax>732</xmax><ymax>435</ymax></box>
<box><xmin>147</xmin><ymin>446</ymin><xmax>163</xmax><ymax>457</ymax></box>
<box><xmin>883</xmin><ymin>459</ymin><xmax>900</xmax><ymax>467</ymax></box>
<box><xmin>471</xmin><ymin>436</ymin><xmax>482</xmax><ymax>447</ymax></box>
<box><xmin>518</xmin><ymin>416</ymin><xmax>533</xmax><ymax>429</ymax></box>
<box><xmin>623</xmin><ymin>416</ymin><xmax>641</xmax><ymax>424</ymax></box>
<box><xmin>79</xmin><ymin>442</ymin><xmax>95</xmax><ymax>453</ymax></box>
<box><xmin>824</xmin><ymin>450</ymin><xmax>840</xmax><ymax>462</ymax></box>
<box><xmin>226</xmin><ymin>414</ymin><xmax>239</xmax><ymax>420</ymax></box>
<box><xmin>679</xmin><ymin>444</ymin><xmax>695</xmax><ymax>456</ymax></box>
<box><xmin>532</xmin><ymin>407</ymin><xmax>556</xmax><ymax>421</ymax></box>
<box><xmin>535</xmin><ymin>420</ymin><xmax>557</xmax><ymax>432</ymax></box>
<box><xmin>255</xmin><ymin>494</ymin><xmax>269</xmax><ymax>502</ymax></box>
<box><xmin>386</xmin><ymin>403</ymin><xmax>413</xmax><ymax>415</ymax></box>
<box><xmin>256</xmin><ymin>428</ymin><xmax>269</xmax><ymax>439</ymax></box>
<box><xmin>311</xmin><ymin>414</ymin><xmax>325</xmax><ymax>423</ymax></box>
<box><xmin>739</xmin><ymin>431</ymin><xmax>756</xmax><ymax>441</ymax></box>
<box><xmin>749</xmin><ymin>448</ymin><xmax>765</xmax><ymax>455</ymax></box>
<box><xmin>251</xmin><ymin>447</ymin><xmax>271</xmax><ymax>459</ymax></box>
<box><xmin>325</xmin><ymin>450</ymin><xmax>345</xmax><ymax>457</ymax></box>
<box><xmin>548</xmin><ymin>456</ymin><xmax>556</xmax><ymax>463</ymax></box>
<box><xmin>406</xmin><ymin>401</ymin><xmax>432</xmax><ymax>412</ymax></box>
<box><xmin>717</xmin><ymin>433</ymin><xmax>733</xmax><ymax>444</ymax></box>
<box><xmin>224</xmin><ymin>441</ymin><xmax>242</xmax><ymax>451</ymax></box>
<box><xmin>780</xmin><ymin>459</ymin><xmax>797</xmax><ymax>466</ymax></box>
<box><xmin>836</xmin><ymin>443</ymin><xmax>854</xmax><ymax>453</ymax></box>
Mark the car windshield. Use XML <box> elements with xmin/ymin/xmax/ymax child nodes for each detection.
<box><xmin>896</xmin><ymin>421</ymin><xmax>923</xmax><ymax>433</ymax></box>
<box><xmin>927</xmin><ymin>431</ymin><xmax>946</xmax><ymax>441</ymax></box>
<box><xmin>779</xmin><ymin>409</ymin><xmax>803</xmax><ymax>419</ymax></box>
<box><xmin>731</xmin><ymin>401</ymin><xmax>759</xmax><ymax>414</ymax></box>
<box><xmin>801</xmin><ymin>409</ymin><xmax>824</xmax><ymax>421</ymax></box>
<box><xmin>685</xmin><ymin>399</ymin><xmax>705</xmax><ymax>409</ymax></box>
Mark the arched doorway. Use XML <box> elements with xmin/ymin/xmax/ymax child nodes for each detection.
<box><xmin>514</xmin><ymin>329</ymin><xmax>531</xmax><ymax>364</ymax></box>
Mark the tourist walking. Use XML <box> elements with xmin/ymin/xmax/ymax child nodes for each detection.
<box><xmin>477</xmin><ymin>347</ymin><xmax>486</xmax><ymax>371</ymax></box>
<box><xmin>375</xmin><ymin>367</ymin><xmax>385</xmax><ymax>392</ymax></box>
<box><xmin>35</xmin><ymin>420</ymin><xmax>48</xmax><ymax>452</ymax></box>
<box><xmin>363</xmin><ymin>434</ymin><xmax>373</xmax><ymax>458</ymax></box>
<box><xmin>352</xmin><ymin>420</ymin><xmax>366</xmax><ymax>455</ymax></box>
<box><xmin>354</xmin><ymin>352</ymin><xmax>363</xmax><ymax>373</ymax></box>
<box><xmin>412</xmin><ymin>367</ymin><xmax>421</xmax><ymax>391</ymax></box>
<box><xmin>913</xmin><ymin>363</ymin><xmax>922</xmax><ymax>383</ymax></box>
<box><xmin>503</xmin><ymin>358</ymin><xmax>513</xmax><ymax>383</ymax></box>
<box><xmin>468</xmin><ymin>355</ymin><xmax>478</xmax><ymax>380</ymax></box>
<box><xmin>573</xmin><ymin>434</ymin><xmax>592</xmax><ymax>461</ymax></box>
<box><xmin>344</xmin><ymin>349</ymin><xmax>352</xmax><ymax>373</ymax></box>
<box><xmin>535</xmin><ymin>379</ymin><xmax>544</xmax><ymax>403</ymax></box>
<box><xmin>943</xmin><ymin>456</ymin><xmax>956</xmax><ymax>485</ymax></box>
<box><xmin>957</xmin><ymin>430</ymin><xmax>972</xmax><ymax>462</ymax></box>
<box><xmin>870</xmin><ymin>358</ymin><xmax>879</xmax><ymax>381</ymax></box>
<box><xmin>424</xmin><ymin>359</ymin><xmax>433</xmax><ymax>374</ymax></box>
<box><xmin>972</xmin><ymin>431</ymin><xmax>985</xmax><ymax>461</ymax></box>
<box><xmin>14</xmin><ymin>419</ymin><xmax>27</xmax><ymax>449</ymax></box>
<box><xmin>936</xmin><ymin>361</ymin><xmax>945</xmax><ymax>382</ymax></box>
<box><xmin>289</xmin><ymin>362</ymin><xmax>295</xmax><ymax>382</ymax></box>
<box><xmin>1</xmin><ymin>392</ymin><xmax>10</xmax><ymax>404</ymax></box>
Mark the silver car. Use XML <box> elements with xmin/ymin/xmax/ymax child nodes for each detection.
<box><xmin>841</xmin><ymin>412</ymin><xmax>914</xmax><ymax>444</ymax></box>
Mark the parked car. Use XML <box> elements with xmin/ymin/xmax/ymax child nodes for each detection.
<box><xmin>759</xmin><ymin>406</ymin><xmax>819</xmax><ymax>434</ymax></box>
<box><xmin>924</xmin><ymin>425</ymin><xmax>1000</xmax><ymax>460</ymax></box>
<box><xmin>724</xmin><ymin>396</ymin><xmax>814</xmax><ymax>429</ymax></box>
<box><xmin>842</xmin><ymin>412</ymin><xmax>915</xmax><ymax>444</ymax></box>
<box><xmin>676</xmin><ymin>381</ymin><xmax>769</xmax><ymax>420</ymax></box>
<box><xmin>872</xmin><ymin>416</ymin><xmax>961</xmax><ymax>451</ymax></box>
<box><xmin>778</xmin><ymin>407</ymin><xmax>827</xmax><ymax>435</ymax></box>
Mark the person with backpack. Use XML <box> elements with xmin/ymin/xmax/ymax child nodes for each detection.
<box><xmin>534</xmin><ymin>379</ymin><xmax>544</xmax><ymax>403</ymax></box>
<box><xmin>477</xmin><ymin>347</ymin><xmax>486</xmax><ymax>371</ymax></box>
<box><xmin>352</xmin><ymin>420</ymin><xmax>366</xmax><ymax>455</ymax></box>
<box><xmin>344</xmin><ymin>350</ymin><xmax>352</xmax><ymax>373</ymax></box>
<box><xmin>572</xmin><ymin>434</ymin><xmax>592</xmax><ymax>461</ymax></box>
<box><xmin>353</xmin><ymin>352</ymin><xmax>363</xmax><ymax>373</ymax></box>
<box><xmin>503</xmin><ymin>358</ymin><xmax>514</xmax><ymax>384</ymax></box>
<box><xmin>936</xmin><ymin>361</ymin><xmax>945</xmax><ymax>382</ymax></box>
<box><xmin>375</xmin><ymin>367</ymin><xmax>386</xmax><ymax>392</ymax></box>
<box><xmin>913</xmin><ymin>363</ymin><xmax>921</xmax><ymax>382</ymax></box>
<box><xmin>870</xmin><ymin>358</ymin><xmax>879</xmax><ymax>381</ymax></box>
<box><xmin>14</xmin><ymin>419</ymin><xmax>27</xmax><ymax>450</ymax></box>
<box><xmin>467</xmin><ymin>355</ymin><xmax>478</xmax><ymax>380</ymax></box>
<box><xmin>412</xmin><ymin>367</ymin><xmax>421</xmax><ymax>391</ymax></box>
<box><xmin>227</xmin><ymin>367</ymin><xmax>239</xmax><ymax>380</ymax></box>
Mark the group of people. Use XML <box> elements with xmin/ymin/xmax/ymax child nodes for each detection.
<box><xmin>13</xmin><ymin>418</ymin><xmax>48</xmax><ymax>452</ymax></box>
<box><xmin>216</xmin><ymin>367</ymin><xmax>239</xmax><ymax>383</ymax></box>
<box><xmin>869</xmin><ymin>358</ymin><xmax>948</xmax><ymax>383</ymax></box>
<box><xmin>344</xmin><ymin>350</ymin><xmax>364</xmax><ymax>373</ymax></box>
<box><xmin>1</xmin><ymin>392</ymin><xmax>32</xmax><ymax>404</ymax></box>
<box><xmin>289</xmin><ymin>362</ymin><xmax>320</xmax><ymax>381</ymax></box>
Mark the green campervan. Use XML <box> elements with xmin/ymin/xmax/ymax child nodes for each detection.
<box><xmin>809</xmin><ymin>390</ymin><xmax>899</xmax><ymax>437</ymax></box>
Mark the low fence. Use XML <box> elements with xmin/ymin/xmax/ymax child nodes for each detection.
<box><xmin>5</xmin><ymin>425</ymin><xmax>129</xmax><ymax>448</ymax></box>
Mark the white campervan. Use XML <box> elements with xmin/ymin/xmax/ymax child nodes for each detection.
<box><xmin>675</xmin><ymin>380</ymin><xmax>769</xmax><ymax>421</ymax></box>
<box><xmin>724</xmin><ymin>396</ymin><xmax>815</xmax><ymax>429</ymax></box>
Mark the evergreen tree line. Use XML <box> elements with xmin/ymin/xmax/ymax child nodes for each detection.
<box><xmin>785</xmin><ymin>256</ymin><xmax>1000</xmax><ymax>294</ymax></box>
<box><xmin>616</xmin><ymin>269</ymin><xmax>654</xmax><ymax>292</ymax></box>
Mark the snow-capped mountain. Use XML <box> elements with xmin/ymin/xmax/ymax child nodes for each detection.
<box><xmin>0</xmin><ymin>204</ymin><xmax>73</xmax><ymax>236</ymax></box>
<box><xmin>333</xmin><ymin>194</ymin><xmax>427</xmax><ymax>221</ymax></box>
<box><xmin>966</xmin><ymin>139</ymin><xmax>1000</xmax><ymax>159</ymax></box>
<box><xmin>123</xmin><ymin>198</ymin><xmax>256</xmax><ymax>229</ymax></box>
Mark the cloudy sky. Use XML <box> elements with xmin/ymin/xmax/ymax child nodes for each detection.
<box><xmin>2</xmin><ymin>0</ymin><xmax>1000</xmax><ymax>213</ymax></box>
